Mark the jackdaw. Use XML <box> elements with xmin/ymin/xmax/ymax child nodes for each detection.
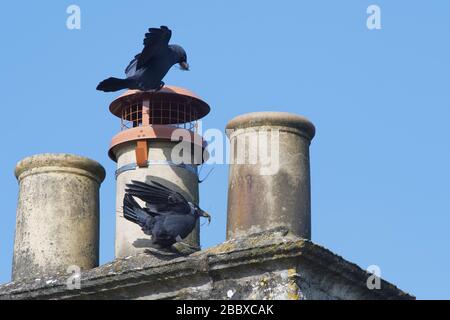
<box><xmin>97</xmin><ymin>26</ymin><xmax>189</xmax><ymax>92</ymax></box>
<box><xmin>123</xmin><ymin>180</ymin><xmax>210</xmax><ymax>250</ymax></box>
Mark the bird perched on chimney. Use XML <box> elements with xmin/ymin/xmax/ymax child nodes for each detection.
<box><xmin>96</xmin><ymin>26</ymin><xmax>189</xmax><ymax>92</ymax></box>
<box><xmin>123</xmin><ymin>180</ymin><xmax>210</xmax><ymax>251</ymax></box>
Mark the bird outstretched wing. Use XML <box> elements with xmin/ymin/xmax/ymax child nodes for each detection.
<box><xmin>124</xmin><ymin>26</ymin><xmax>172</xmax><ymax>76</ymax></box>
<box><xmin>125</xmin><ymin>180</ymin><xmax>191</xmax><ymax>215</ymax></box>
<box><xmin>133</xmin><ymin>26</ymin><xmax>172</xmax><ymax>71</ymax></box>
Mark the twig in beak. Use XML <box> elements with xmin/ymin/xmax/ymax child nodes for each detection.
<box><xmin>179</xmin><ymin>61</ymin><xmax>190</xmax><ymax>71</ymax></box>
<box><xmin>202</xmin><ymin>211</ymin><xmax>211</xmax><ymax>225</ymax></box>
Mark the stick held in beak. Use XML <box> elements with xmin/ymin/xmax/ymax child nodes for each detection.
<box><xmin>202</xmin><ymin>211</ymin><xmax>211</xmax><ymax>225</ymax></box>
<box><xmin>179</xmin><ymin>61</ymin><xmax>190</xmax><ymax>71</ymax></box>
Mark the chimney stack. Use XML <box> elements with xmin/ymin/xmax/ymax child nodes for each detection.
<box><xmin>107</xmin><ymin>87</ymin><xmax>209</xmax><ymax>258</ymax></box>
<box><xmin>12</xmin><ymin>154</ymin><xmax>105</xmax><ymax>281</ymax></box>
<box><xmin>226</xmin><ymin>112</ymin><xmax>315</xmax><ymax>240</ymax></box>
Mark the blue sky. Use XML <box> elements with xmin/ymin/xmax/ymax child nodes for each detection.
<box><xmin>0</xmin><ymin>1</ymin><xmax>449</xmax><ymax>299</ymax></box>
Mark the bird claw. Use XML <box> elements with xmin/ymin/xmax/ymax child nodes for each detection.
<box><xmin>172</xmin><ymin>241</ymin><xmax>201</xmax><ymax>255</ymax></box>
<box><xmin>144</xmin><ymin>248</ymin><xmax>179</xmax><ymax>259</ymax></box>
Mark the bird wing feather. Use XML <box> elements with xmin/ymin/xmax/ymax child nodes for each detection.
<box><xmin>134</xmin><ymin>26</ymin><xmax>172</xmax><ymax>70</ymax></box>
<box><xmin>125</xmin><ymin>180</ymin><xmax>191</xmax><ymax>215</ymax></box>
<box><xmin>124</xmin><ymin>53</ymin><xmax>140</xmax><ymax>76</ymax></box>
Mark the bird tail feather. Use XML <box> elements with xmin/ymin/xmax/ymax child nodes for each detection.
<box><xmin>96</xmin><ymin>77</ymin><xmax>133</xmax><ymax>92</ymax></box>
<box><xmin>123</xmin><ymin>194</ymin><xmax>149</xmax><ymax>227</ymax></box>
<box><xmin>123</xmin><ymin>194</ymin><xmax>138</xmax><ymax>222</ymax></box>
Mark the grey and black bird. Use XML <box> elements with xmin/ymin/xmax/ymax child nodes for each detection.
<box><xmin>97</xmin><ymin>26</ymin><xmax>189</xmax><ymax>92</ymax></box>
<box><xmin>123</xmin><ymin>180</ymin><xmax>210</xmax><ymax>249</ymax></box>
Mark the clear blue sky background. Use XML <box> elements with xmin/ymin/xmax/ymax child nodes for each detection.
<box><xmin>0</xmin><ymin>1</ymin><xmax>449</xmax><ymax>299</ymax></box>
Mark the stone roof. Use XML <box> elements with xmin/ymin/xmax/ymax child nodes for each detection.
<box><xmin>0</xmin><ymin>228</ymin><xmax>414</xmax><ymax>300</ymax></box>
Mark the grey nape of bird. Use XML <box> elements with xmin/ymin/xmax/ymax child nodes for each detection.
<box><xmin>123</xmin><ymin>180</ymin><xmax>210</xmax><ymax>250</ymax></box>
<box><xmin>96</xmin><ymin>26</ymin><xmax>189</xmax><ymax>93</ymax></box>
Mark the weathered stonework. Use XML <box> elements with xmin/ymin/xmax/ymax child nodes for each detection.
<box><xmin>0</xmin><ymin>228</ymin><xmax>414</xmax><ymax>300</ymax></box>
<box><xmin>12</xmin><ymin>154</ymin><xmax>105</xmax><ymax>282</ymax></box>
<box><xmin>226</xmin><ymin>112</ymin><xmax>315</xmax><ymax>240</ymax></box>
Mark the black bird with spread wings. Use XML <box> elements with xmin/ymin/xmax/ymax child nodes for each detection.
<box><xmin>123</xmin><ymin>180</ymin><xmax>210</xmax><ymax>249</ymax></box>
<box><xmin>97</xmin><ymin>26</ymin><xmax>189</xmax><ymax>92</ymax></box>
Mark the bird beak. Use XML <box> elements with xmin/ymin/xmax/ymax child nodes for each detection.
<box><xmin>202</xmin><ymin>211</ymin><xmax>211</xmax><ymax>224</ymax></box>
<box><xmin>179</xmin><ymin>61</ymin><xmax>190</xmax><ymax>71</ymax></box>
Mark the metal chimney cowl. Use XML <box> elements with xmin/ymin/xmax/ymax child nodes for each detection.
<box><xmin>107</xmin><ymin>86</ymin><xmax>210</xmax><ymax>258</ymax></box>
